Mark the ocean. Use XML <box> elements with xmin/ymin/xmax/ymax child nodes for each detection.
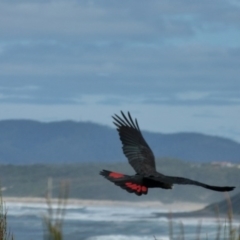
<box><xmin>5</xmin><ymin>201</ymin><xmax>239</xmax><ymax>240</ymax></box>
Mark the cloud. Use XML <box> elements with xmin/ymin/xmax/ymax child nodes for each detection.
<box><xmin>1</xmin><ymin>0</ymin><xmax>240</xmax><ymax>41</ymax></box>
<box><xmin>0</xmin><ymin>0</ymin><xmax>239</xmax><ymax>107</ymax></box>
<box><xmin>0</xmin><ymin>43</ymin><xmax>239</xmax><ymax>105</ymax></box>
<box><xmin>0</xmin><ymin>85</ymin><xmax>39</xmax><ymax>91</ymax></box>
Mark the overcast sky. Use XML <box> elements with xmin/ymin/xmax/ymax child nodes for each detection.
<box><xmin>0</xmin><ymin>0</ymin><xmax>240</xmax><ymax>142</ymax></box>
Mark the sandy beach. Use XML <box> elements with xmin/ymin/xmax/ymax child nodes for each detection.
<box><xmin>3</xmin><ymin>197</ymin><xmax>206</xmax><ymax>212</ymax></box>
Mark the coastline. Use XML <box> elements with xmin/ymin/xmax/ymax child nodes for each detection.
<box><xmin>3</xmin><ymin>197</ymin><xmax>205</xmax><ymax>212</ymax></box>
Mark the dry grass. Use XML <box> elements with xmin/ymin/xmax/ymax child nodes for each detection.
<box><xmin>160</xmin><ymin>193</ymin><xmax>240</xmax><ymax>240</ymax></box>
<box><xmin>0</xmin><ymin>184</ymin><xmax>239</xmax><ymax>240</ymax></box>
<box><xmin>0</xmin><ymin>191</ymin><xmax>14</xmax><ymax>240</ymax></box>
<box><xmin>42</xmin><ymin>181</ymin><xmax>69</xmax><ymax>240</ymax></box>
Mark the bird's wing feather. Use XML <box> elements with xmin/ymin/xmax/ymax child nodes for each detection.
<box><xmin>113</xmin><ymin>111</ymin><xmax>156</xmax><ymax>175</ymax></box>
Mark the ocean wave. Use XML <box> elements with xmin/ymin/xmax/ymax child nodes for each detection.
<box><xmin>86</xmin><ymin>235</ymin><xmax>169</xmax><ymax>240</ymax></box>
<box><xmin>5</xmin><ymin>203</ymin><xmax>167</xmax><ymax>222</ymax></box>
<box><xmin>5</xmin><ymin>202</ymin><xmax>239</xmax><ymax>228</ymax></box>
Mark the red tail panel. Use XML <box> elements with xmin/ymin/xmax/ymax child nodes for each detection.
<box><xmin>109</xmin><ymin>172</ymin><xmax>124</xmax><ymax>178</ymax></box>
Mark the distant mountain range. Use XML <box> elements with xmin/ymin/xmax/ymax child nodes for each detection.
<box><xmin>0</xmin><ymin>119</ymin><xmax>239</xmax><ymax>164</ymax></box>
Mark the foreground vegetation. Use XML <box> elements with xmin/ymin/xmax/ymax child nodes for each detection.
<box><xmin>165</xmin><ymin>197</ymin><xmax>240</xmax><ymax>240</ymax></box>
<box><xmin>0</xmin><ymin>192</ymin><xmax>13</xmax><ymax>240</ymax></box>
<box><xmin>0</xmin><ymin>184</ymin><xmax>239</xmax><ymax>240</ymax></box>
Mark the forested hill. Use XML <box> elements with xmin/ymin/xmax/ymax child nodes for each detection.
<box><xmin>0</xmin><ymin>119</ymin><xmax>239</xmax><ymax>164</ymax></box>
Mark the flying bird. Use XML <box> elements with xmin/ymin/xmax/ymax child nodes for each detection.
<box><xmin>100</xmin><ymin>111</ymin><xmax>235</xmax><ymax>196</ymax></box>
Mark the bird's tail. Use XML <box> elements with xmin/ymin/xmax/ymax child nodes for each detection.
<box><xmin>203</xmin><ymin>185</ymin><xmax>235</xmax><ymax>192</ymax></box>
<box><xmin>163</xmin><ymin>176</ymin><xmax>235</xmax><ymax>192</ymax></box>
<box><xmin>100</xmin><ymin>169</ymin><xmax>148</xmax><ymax>196</ymax></box>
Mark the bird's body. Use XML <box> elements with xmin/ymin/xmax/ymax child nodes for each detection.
<box><xmin>100</xmin><ymin>111</ymin><xmax>235</xmax><ymax>196</ymax></box>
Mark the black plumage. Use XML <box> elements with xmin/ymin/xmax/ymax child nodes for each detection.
<box><xmin>100</xmin><ymin>111</ymin><xmax>235</xmax><ymax>196</ymax></box>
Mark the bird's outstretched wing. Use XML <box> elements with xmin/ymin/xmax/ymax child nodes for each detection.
<box><xmin>161</xmin><ymin>175</ymin><xmax>235</xmax><ymax>192</ymax></box>
<box><xmin>112</xmin><ymin>111</ymin><xmax>156</xmax><ymax>175</ymax></box>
